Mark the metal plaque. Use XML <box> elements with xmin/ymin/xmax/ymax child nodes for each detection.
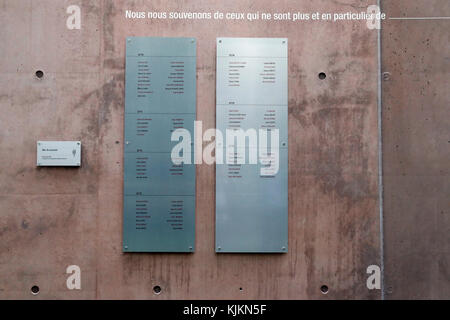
<box><xmin>36</xmin><ymin>141</ymin><xmax>81</xmax><ymax>166</ymax></box>
<box><xmin>124</xmin><ymin>37</ymin><xmax>196</xmax><ymax>252</ymax></box>
<box><xmin>216</xmin><ymin>38</ymin><xmax>288</xmax><ymax>253</ymax></box>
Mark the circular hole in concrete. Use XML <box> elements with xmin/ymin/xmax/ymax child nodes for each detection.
<box><xmin>31</xmin><ymin>285</ymin><xmax>40</xmax><ymax>295</ymax></box>
<box><xmin>153</xmin><ymin>285</ymin><xmax>162</xmax><ymax>295</ymax></box>
<box><xmin>35</xmin><ymin>70</ymin><xmax>44</xmax><ymax>79</ymax></box>
<box><xmin>318</xmin><ymin>72</ymin><xmax>327</xmax><ymax>80</ymax></box>
<box><xmin>320</xmin><ymin>285</ymin><xmax>329</xmax><ymax>294</ymax></box>
<box><xmin>239</xmin><ymin>287</ymin><xmax>243</xmax><ymax>291</ymax></box>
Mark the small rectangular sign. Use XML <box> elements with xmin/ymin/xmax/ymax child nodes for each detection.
<box><xmin>36</xmin><ymin>141</ymin><xmax>81</xmax><ymax>167</ymax></box>
<box><xmin>123</xmin><ymin>37</ymin><xmax>196</xmax><ymax>253</ymax></box>
<box><xmin>216</xmin><ymin>38</ymin><xmax>288</xmax><ymax>253</ymax></box>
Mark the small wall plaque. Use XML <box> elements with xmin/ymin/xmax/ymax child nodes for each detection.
<box><xmin>37</xmin><ymin>141</ymin><xmax>81</xmax><ymax>167</ymax></box>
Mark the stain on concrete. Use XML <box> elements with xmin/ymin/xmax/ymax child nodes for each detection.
<box><xmin>288</xmin><ymin>98</ymin><xmax>309</xmax><ymax>128</ymax></box>
<box><xmin>104</xmin><ymin>58</ymin><xmax>125</xmax><ymax>70</ymax></box>
<box><xmin>21</xmin><ymin>220</ymin><xmax>29</xmax><ymax>230</ymax></box>
<box><xmin>309</xmin><ymin>107</ymin><xmax>374</xmax><ymax>203</ymax></box>
<box><xmin>103</xmin><ymin>1</ymin><xmax>116</xmax><ymax>55</ymax></box>
<box><xmin>73</xmin><ymin>72</ymin><xmax>124</xmax><ymax>137</ymax></box>
<box><xmin>350</xmin><ymin>30</ymin><xmax>371</xmax><ymax>58</ymax></box>
<box><xmin>317</xmin><ymin>89</ymin><xmax>373</xmax><ymax>106</ymax></box>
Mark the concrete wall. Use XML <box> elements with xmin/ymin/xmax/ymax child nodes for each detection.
<box><xmin>0</xmin><ymin>0</ymin><xmax>445</xmax><ymax>300</ymax></box>
<box><xmin>381</xmin><ymin>0</ymin><xmax>450</xmax><ymax>299</ymax></box>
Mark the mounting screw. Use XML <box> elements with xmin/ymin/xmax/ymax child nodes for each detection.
<box><xmin>124</xmin><ymin>245</ymin><xmax>128</xmax><ymax>250</ymax></box>
<box><xmin>282</xmin><ymin>246</ymin><xmax>286</xmax><ymax>251</ymax></box>
<box><xmin>31</xmin><ymin>285</ymin><xmax>40</xmax><ymax>295</ymax></box>
<box><xmin>383</xmin><ymin>72</ymin><xmax>391</xmax><ymax>81</ymax></box>
<box><xmin>217</xmin><ymin>246</ymin><xmax>221</xmax><ymax>251</ymax></box>
<box><xmin>218</xmin><ymin>40</ymin><xmax>222</xmax><ymax>43</ymax></box>
<box><xmin>126</xmin><ymin>141</ymin><xmax>129</xmax><ymax>145</ymax></box>
<box><xmin>189</xmin><ymin>246</ymin><xmax>193</xmax><ymax>251</ymax></box>
<box><xmin>35</xmin><ymin>70</ymin><xmax>44</xmax><ymax>79</ymax></box>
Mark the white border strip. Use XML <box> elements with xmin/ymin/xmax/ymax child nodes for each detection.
<box><xmin>389</xmin><ymin>17</ymin><xmax>450</xmax><ymax>20</ymax></box>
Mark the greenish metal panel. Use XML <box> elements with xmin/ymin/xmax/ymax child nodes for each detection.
<box><xmin>123</xmin><ymin>37</ymin><xmax>196</xmax><ymax>252</ymax></box>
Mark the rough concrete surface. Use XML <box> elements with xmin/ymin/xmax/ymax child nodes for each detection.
<box><xmin>381</xmin><ymin>0</ymin><xmax>450</xmax><ymax>299</ymax></box>
<box><xmin>0</xmin><ymin>0</ymin><xmax>445</xmax><ymax>300</ymax></box>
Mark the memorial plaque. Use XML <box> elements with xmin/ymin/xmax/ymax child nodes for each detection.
<box><xmin>216</xmin><ymin>38</ymin><xmax>288</xmax><ymax>253</ymax></box>
<box><xmin>36</xmin><ymin>141</ymin><xmax>81</xmax><ymax>167</ymax></box>
<box><xmin>123</xmin><ymin>37</ymin><xmax>196</xmax><ymax>252</ymax></box>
